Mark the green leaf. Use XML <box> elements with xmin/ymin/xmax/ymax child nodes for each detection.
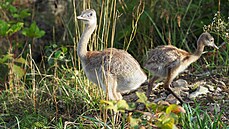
<box><xmin>100</xmin><ymin>100</ymin><xmax>114</xmax><ymax>106</ymax></box>
<box><xmin>116</xmin><ymin>100</ymin><xmax>130</xmax><ymax>112</ymax></box>
<box><xmin>101</xmin><ymin>100</ymin><xmax>118</xmax><ymax>112</ymax></box>
<box><xmin>0</xmin><ymin>20</ymin><xmax>9</xmax><ymax>36</ymax></box>
<box><xmin>0</xmin><ymin>54</ymin><xmax>13</xmax><ymax>63</ymax></box>
<box><xmin>54</xmin><ymin>50</ymin><xmax>62</xmax><ymax>58</ymax></box>
<box><xmin>14</xmin><ymin>57</ymin><xmax>27</xmax><ymax>65</ymax></box>
<box><xmin>5</xmin><ymin>63</ymin><xmax>25</xmax><ymax>79</ymax></box>
<box><xmin>22</xmin><ymin>22</ymin><xmax>45</xmax><ymax>38</ymax></box>
<box><xmin>162</xmin><ymin>117</ymin><xmax>173</xmax><ymax>125</ymax></box>
<box><xmin>157</xmin><ymin>115</ymin><xmax>177</xmax><ymax>129</ymax></box>
<box><xmin>100</xmin><ymin>100</ymin><xmax>115</xmax><ymax>111</ymax></box>
<box><xmin>12</xmin><ymin>64</ymin><xmax>25</xmax><ymax>79</ymax></box>
<box><xmin>33</xmin><ymin>122</ymin><xmax>45</xmax><ymax>128</ymax></box>
<box><xmin>136</xmin><ymin>92</ymin><xmax>148</xmax><ymax>104</ymax></box>
<box><xmin>12</xmin><ymin>13</ymin><xmax>19</xmax><ymax>18</ymax></box>
<box><xmin>8</xmin><ymin>5</ymin><xmax>17</xmax><ymax>13</ymax></box>
<box><xmin>61</xmin><ymin>47</ymin><xmax>68</xmax><ymax>53</ymax></box>
<box><xmin>7</xmin><ymin>22</ymin><xmax>24</xmax><ymax>35</ymax></box>
<box><xmin>100</xmin><ymin>100</ymin><xmax>134</xmax><ymax>113</ymax></box>
<box><xmin>147</xmin><ymin>102</ymin><xmax>157</xmax><ymax>111</ymax></box>
<box><xmin>166</xmin><ymin>104</ymin><xmax>185</xmax><ymax>114</ymax></box>
<box><xmin>161</xmin><ymin>118</ymin><xmax>178</xmax><ymax>129</ymax></box>
<box><xmin>128</xmin><ymin>117</ymin><xmax>141</xmax><ymax>128</ymax></box>
<box><xmin>15</xmin><ymin>9</ymin><xmax>31</xmax><ymax>19</ymax></box>
<box><xmin>52</xmin><ymin>44</ymin><xmax>58</xmax><ymax>48</ymax></box>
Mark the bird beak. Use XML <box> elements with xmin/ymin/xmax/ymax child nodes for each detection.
<box><xmin>212</xmin><ymin>44</ymin><xmax>219</xmax><ymax>49</ymax></box>
<box><xmin>77</xmin><ymin>15</ymin><xmax>84</xmax><ymax>19</ymax></box>
<box><xmin>77</xmin><ymin>15</ymin><xmax>89</xmax><ymax>22</ymax></box>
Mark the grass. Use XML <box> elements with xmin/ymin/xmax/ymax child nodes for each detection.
<box><xmin>0</xmin><ymin>0</ymin><xmax>228</xmax><ymax>128</ymax></box>
<box><xmin>181</xmin><ymin>103</ymin><xmax>228</xmax><ymax>129</ymax></box>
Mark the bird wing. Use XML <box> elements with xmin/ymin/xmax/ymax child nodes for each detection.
<box><xmin>85</xmin><ymin>48</ymin><xmax>143</xmax><ymax>76</ymax></box>
<box><xmin>144</xmin><ymin>45</ymin><xmax>189</xmax><ymax>75</ymax></box>
<box><xmin>102</xmin><ymin>48</ymin><xmax>141</xmax><ymax>76</ymax></box>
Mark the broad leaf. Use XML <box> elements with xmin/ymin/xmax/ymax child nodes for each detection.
<box><xmin>15</xmin><ymin>57</ymin><xmax>27</xmax><ymax>65</ymax></box>
<box><xmin>157</xmin><ymin>115</ymin><xmax>177</xmax><ymax>129</ymax></box>
<box><xmin>116</xmin><ymin>99</ymin><xmax>133</xmax><ymax>112</ymax></box>
<box><xmin>61</xmin><ymin>47</ymin><xmax>68</xmax><ymax>53</ymax></box>
<box><xmin>8</xmin><ymin>5</ymin><xmax>17</xmax><ymax>13</ymax></box>
<box><xmin>13</xmin><ymin>9</ymin><xmax>31</xmax><ymax>19</ymax></box>
<box><xmin>5</xmin><ymin>63</ymin><xmax>25</xmax><ymax>79</ymax></box>
<box><xmin>100</xmin><ymin>100</ymin><xmax>114</xmax><ymax>106</ymax></box>
<box><xmin>0</xmin><ymin>20</ymin><xmax>9</xmax><ymax>36</ymax></box>
<box><xmin>136</xmin><ymin>92</ymin><xmax>148</xmax><ymax>104</ymax></box>
<box><xmin>7</xmin><ymin>22</ymin><xmax>24</xmax><ymax>35</ymax></box>
<box><xmin>12</xmin><ymin>64</ymin><xmax>25</xmax><ymax>79</ymax></box>
<box><xmin>0</xmin><ymin>54</ymin><xmax>13</xmax><ymax>63</ymax></box>
<box><xmin>128</xmin><ymin>115</ymin><xmax>141</xmax><ymax>128</ymax></box>
<box><xmin>54</xmin><ymin>50</ymin><xmax>62</xmax><ymax>58</ymax></box>
<box><xmin>166</xmin><ymin>104</ymin><xmax>186</xmax><ymax>114</ymax></box>
<box><xmin>22</xmin><ymin>22</ymin><xmax>45</xmax><ymax>38</ymax></box>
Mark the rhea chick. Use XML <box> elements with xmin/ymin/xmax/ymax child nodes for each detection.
<box><xmin>144</xmin><ymin>32</ymin><xmax>218</xmax><ymax>104</ymax></box>
<box><xmin>77</xmin><ymin>9</ymin><xmax>147</xmax><ymax>100</ymax></box>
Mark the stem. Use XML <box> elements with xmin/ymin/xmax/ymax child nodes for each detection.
<box><xmin>29</xmin><ymin>44</ymin><xmax>36</xmax><ymax>112</ymax></box>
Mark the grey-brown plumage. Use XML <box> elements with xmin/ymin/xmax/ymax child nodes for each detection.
<box><xmin>144</xmin><ymin>32</ymin><xmax>218</xmax><ymax>103</ymax></box>
<box><xmin>77</xmin><ymin>9</ymin><xmax>147</xmax><ymax>100</ymax></box>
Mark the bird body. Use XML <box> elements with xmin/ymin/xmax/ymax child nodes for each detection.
<box><xmin>77</xmin><ymin>9</ymin><xmax>147</xmax><ymax>100</ymax></box>
<box><xmin>144</xmin><ymin>45</ymin><xmax>199</xmax><ymax>78</ymax></box>
<box><xmin>82</xmin><ymin>48</ymin><xmax>147</xmax><ymax>94</ymax></box>
<box><xmin>144</xmin><ymin>32</ymin><xmax>218</xmax><ymax>103</ymax></box>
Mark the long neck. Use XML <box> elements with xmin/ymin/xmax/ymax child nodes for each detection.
<box><xmin>77</xmin><ymin>23</ymin><xmax>96</xmax><ymax>60</ymax></box>
<box><xmin>193</xmin><ymin>40</ymin><xmax>205</xmax><ymax>57</ymax></box>
<box><xmin>186</xmin><ymin>40</ymin><xmax>205</xmax><ymax>64</ymax></box>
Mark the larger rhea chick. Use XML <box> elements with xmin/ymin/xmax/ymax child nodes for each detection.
<box><xmin>77</xmin><ymin>9</ymin><xmax>147</xmax><ymax>100</ymax></box>
<box><xmin>144</xmin><ymin>32</ymin><xmax>218</xmax><ymax>103</ymax></box>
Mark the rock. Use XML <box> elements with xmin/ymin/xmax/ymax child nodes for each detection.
<box><xmin>189</xmin><ymin>86</ymin><xmax>209</xmax><ymax>98</ymax></box>
<box><xmin>153</xmin><ymin>97</ymin><xmax>166</xmax><ymax>103</ymax></box>
<box><xmin>165</xmin><ymin>94</ymin><xmax>180</xmax><ymax>104</ymax></box>
<box><xmin>173</xmin><ymin>79</ymin><xmax>189</xmax><ymax>90</ymax></box>
<box><xmin>207</xmin><ymin>103</ymin><xmax>220</xmax><ymax>113</ymax></box>
<box><xmin>136</xmin><ymin>103</ymin><xmax>145</xmax><ymax>111</ymax></box>
<box><xmin>180</xmin><ymin>91</ymin><xmax>189</xmax><ymax>97</ymax></box>
<box><xmin>216</xmin><ymin>87</ymin><xmax>222</xmax><ymax>92</ymax></box>
<box><xmin>160</xmin><ymin>92</ymin><xmax>167</xmax><ymax>98</ymax></box>
<box><xmin>170</xmin><ymin>79</ymin><xmax>190</xmax><ymax>99</ymax></box>
<box><xmin>205</xmin><ymin>84</ymin><xmax>215</xmax><ymax>92</ymax></box>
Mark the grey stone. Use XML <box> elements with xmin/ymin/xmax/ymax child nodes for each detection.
<box><xmin>189</xmin><ymin>86</ymin><xmax>209</xmax><ymax>98</ymax></box>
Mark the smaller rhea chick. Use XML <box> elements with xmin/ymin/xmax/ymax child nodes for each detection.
<box><xmin>144</xmin><ymin>32</ymin><xmax>218</xmax><ymax>104</ymax></box>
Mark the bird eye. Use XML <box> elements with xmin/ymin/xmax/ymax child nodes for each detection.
<box><xmin>90</xmin><ymin>13</ymin><xmax>92</xmax><ymax>16</ymax></box>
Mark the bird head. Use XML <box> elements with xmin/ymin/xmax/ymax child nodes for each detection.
<box><xmin>77</xmin><ymin>9</ymin><xmax>97</xmax><ymax>26</ymax></box>
<box><xmin>201</xmin><ymin>32</ymin><xmax>218</xmax><ymax>49</ymax></box>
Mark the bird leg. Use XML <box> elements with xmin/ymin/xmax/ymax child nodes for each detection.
<box><xmin>108</xmin><ymin>76</ymin><xmax>122</xmax><ymax>100</ymax></box>
<box><xmin>164</xmin><ymin>69</ymin><xmax>184</xmax><ymax>104</ymax></box>
<box><xmin>147</xmin><ymin>76</ymin><xmax>159</xmax><ymax>98</ymax></box>
<box><xmin>166</xmin><ymin>86</ymin><xmax>184</xmax><ymax>104</ymax></box>
<box><xmin>101</xmin><ymin>72</ymin><xmax>122</xmax><ymax>100</ymax></box>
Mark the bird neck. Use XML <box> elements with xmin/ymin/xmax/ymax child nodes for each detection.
<box><xmin>193</xmin><ymin>41</ymin><xmax>205</xmax><ymax>57</ymax></box>
<box><xmin>185</xmin><ymin>41</ymin><xmax>205</xmax><ymax>64</ymax></box>
<box><xmin>77</xmin><ymin>23</ymin><xmax>96</xmax><ymax>60</ymax></box>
